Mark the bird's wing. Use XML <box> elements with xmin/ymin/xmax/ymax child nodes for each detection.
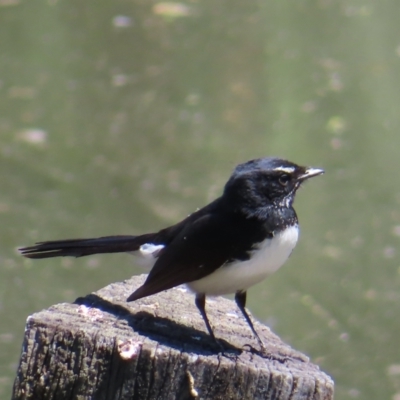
<box><xmin>127</xmin><ymin>212</ymin><xmax>266</xmax><ymax>301</ymax></box>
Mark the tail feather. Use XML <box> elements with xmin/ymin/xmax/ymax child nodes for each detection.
<box><xmin>19</xmin><ymin>235</ymin><xmax>142</xmax><ymax>259</ymax></box>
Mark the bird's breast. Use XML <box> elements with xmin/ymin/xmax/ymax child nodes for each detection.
<box><xmin>187</xmin><ymin>224</ymin><xmax>299</xmax><ymax>295</ymax></box>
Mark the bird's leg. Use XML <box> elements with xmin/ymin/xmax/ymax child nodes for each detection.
<box><xmin>195</xmin><ymin>294</ymin><xmax>242</xmax><ymax>359</ymax></box>
<box><xmin>195</xmin><ymin>293</ymin><xmax>216</xmax><ymax>340</ymax></box>
<box><xmin>194</xmin><ymin>293</ymin><xmax>222</xmax><ymax>347</ymax></box>
<box><xmin>235</xmin><ymin>291</ymin><xmax>266</xmax><ymax>353</ymax></box>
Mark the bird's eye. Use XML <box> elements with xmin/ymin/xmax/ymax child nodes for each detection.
<box><xmin>278</xmin><ymin>174</ymin><xmax>290</xmax><ymax>186</ymax></box>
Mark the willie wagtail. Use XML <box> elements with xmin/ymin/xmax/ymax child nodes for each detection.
<box><xmin>20</xmin><ymin>157</ymin><xmax>324</xmax><ymax>352</ymax></box>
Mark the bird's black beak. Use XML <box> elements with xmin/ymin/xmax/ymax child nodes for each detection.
<box><xmin>298</xmin><ymin>167</ymin><xmax>324</xmax><ymax>181</ymax></box>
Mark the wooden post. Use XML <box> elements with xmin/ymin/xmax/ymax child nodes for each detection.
<box><xmin>12</xmin><ymin>275</ymin><xmax>334</xmax><ymax>400</ymax></box>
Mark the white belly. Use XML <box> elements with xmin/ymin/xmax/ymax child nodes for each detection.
<box><xmin>187</xmin><ymin>225</ymin><xmax>299</xmax><ymax>295</ymax></box>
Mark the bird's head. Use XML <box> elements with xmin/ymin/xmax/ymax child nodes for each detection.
<box><xmin>223</xmin><ymin>157</ymin><xmax>324</xmax><ymax>213</ymax></box>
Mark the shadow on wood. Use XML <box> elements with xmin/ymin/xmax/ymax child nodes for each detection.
<box><xmin>12</xmin><ymin>275</ymin><xmax>334</xmax><ymax>400</ymax></box>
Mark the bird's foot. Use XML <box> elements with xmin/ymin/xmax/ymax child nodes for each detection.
<box><xmin>210</xmin><ymin>338</ymin><xmax>241</xmax><ymax>360</ymax></box>
<box><xmin>243</xmin><ymin>343</ymin><xmax>290</xmax><ymax>363</ymax></box>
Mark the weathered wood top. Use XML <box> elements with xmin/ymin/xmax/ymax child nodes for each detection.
<box><xmin>13</xmin><ymin>274</ymin><xmax>334</xmax><ymax>400</ymax></box>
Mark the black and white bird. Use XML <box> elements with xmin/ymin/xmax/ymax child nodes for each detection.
<box><xmin>20</xmin><ymin>157</ymin><xmax>323</xmax><ymax>352</ymax></box>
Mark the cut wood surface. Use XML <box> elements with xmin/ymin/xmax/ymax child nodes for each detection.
<box><xmin>12</xmin><ymin>274</ymin><xmax>334</xmax><ymax>400</ymax></box>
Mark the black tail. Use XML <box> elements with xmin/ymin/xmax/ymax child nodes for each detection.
<box><xmin>19</xmin><ymin>235</ymin><xmax>143</xmax><ymax>259</ymax></box>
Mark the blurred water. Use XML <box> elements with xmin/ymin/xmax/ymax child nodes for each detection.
<box><xmin>1</xmin><ymin>1</ymin><xmax>400</xmax><ymax>399</ymax></box>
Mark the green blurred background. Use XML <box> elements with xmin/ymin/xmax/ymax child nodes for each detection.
<box><xmin>1</xmin><ymin>0</ymin><xmax>400</xmax><ymax>398</ymax></box>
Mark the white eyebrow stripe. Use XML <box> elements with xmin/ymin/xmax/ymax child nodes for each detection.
<box><xmin>273</xmin><ymin>166</ymin><xmax>295</xmax><ymax>173</ymax></box>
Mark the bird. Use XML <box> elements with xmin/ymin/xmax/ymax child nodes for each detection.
<box><xmin>20</xmin><ymin>157</ymin><xmax>324</xmax><ymax>353</ymax></box>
